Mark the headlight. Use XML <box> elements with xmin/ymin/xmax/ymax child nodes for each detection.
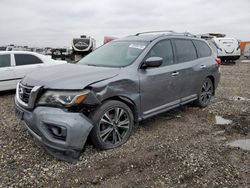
<box><xmin>38</xmin><ymin>90</ymin><xmax>89</xmax><ymax>107</ymax></box>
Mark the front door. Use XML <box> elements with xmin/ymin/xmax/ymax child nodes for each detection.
<box><xmin>139</xmin><ymin>39</ymin><xmax>182</xmax><ymax>118</ymax></box>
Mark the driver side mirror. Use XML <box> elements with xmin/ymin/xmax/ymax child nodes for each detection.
<box><xmin>141</xmin><ymin>57</ymin><xmax>163</xmax><ymax>69</ymax></box>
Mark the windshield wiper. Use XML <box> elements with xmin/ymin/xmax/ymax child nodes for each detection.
<box><xmin>86</xmin><ymin>64</ymin><xmax>98</xmax><ymax>66</ymax></box>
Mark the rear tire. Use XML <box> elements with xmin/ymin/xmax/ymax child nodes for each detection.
<box><xmin>89</xmin><ymin>100</ymin><xmax>134</xmax><ymax>150</ymax></box>
<box><xmin>195</xmin><ymin>78</ymin><xmax>214</xmax><ymax>108</ymax></box>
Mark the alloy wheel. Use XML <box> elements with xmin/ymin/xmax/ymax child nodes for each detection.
<box><xmin>200</xmin><ymin>80</ymin><xmax>213</xmax><ymax>104</ymax></box>
<box><xmin>98</xmin><ymin>107</ymin><xmax>131</xmax><ymax>145</ymax></box>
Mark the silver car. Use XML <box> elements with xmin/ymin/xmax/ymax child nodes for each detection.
<box><xmin>15</xmin><ymin>31</ymin><xmax>220</xmax><ymax>162</ymax></box>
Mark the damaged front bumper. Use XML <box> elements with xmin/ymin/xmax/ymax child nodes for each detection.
<box><xmin>15</xmin><ymin>99</ymin><xmax>93</xmax><ymax>163</ymax></box>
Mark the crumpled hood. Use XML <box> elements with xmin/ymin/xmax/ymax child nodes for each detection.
<box><xmin>21</xmin><ymin>64</ymin><xmax>120</xmax><ymax>89</ymax></box>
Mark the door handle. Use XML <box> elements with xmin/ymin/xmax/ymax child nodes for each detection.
<box><xmin>200</xmin><ymin>65</ymin><xmax>206</xmax><ymax>69</ymax></box>
<box><xmin>171</xmin><ymin>71</ymin><xmax>179</xmax><ymax>76</ymax></box>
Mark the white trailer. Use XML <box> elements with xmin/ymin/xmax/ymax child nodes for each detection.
<box><xmin>72</xmin><ymin>35</ymin><xmax>96</xmax><ymax>61</ymax></box>
<box><xmin>210</xmin><ymin>37</ymin><xmax>241</xmax><ymax>63</ymax></box>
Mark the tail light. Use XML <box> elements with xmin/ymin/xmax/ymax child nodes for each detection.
<box><xmin>215</xmin><ymin>57</ymin><xmax>221</xmax><ymax>65</ymax></box>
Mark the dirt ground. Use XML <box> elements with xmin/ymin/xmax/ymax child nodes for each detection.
<box><xmin>0</xmin><ymin>60</ymin><xmax>249</xmax><ymax>187</ymax></box>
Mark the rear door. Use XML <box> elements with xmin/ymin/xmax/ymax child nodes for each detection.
<box><xmin>139</xmin><ymin>39</ymin><xmax>182</xmax><ymax>118</ymax></box>
<box><xmin>192</xmin><ymin>40</ymin><xmax>214</xmax><ymax>92</ymax></box>
<box><xmin>171</xmin><ymin>39</ymin><xmax>199</xmax><ymax>102</ymax></box>
<box><xmin>0</xmin><ymin>54</ymin><xmax>16</xmax><ymax>91</ymax></box>
<box><xmin>13</xmin><ymin>53</ymin><xmax>44</xmax><ymax>81</ymax></box>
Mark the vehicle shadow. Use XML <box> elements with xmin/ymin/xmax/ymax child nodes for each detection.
<box><xmin>83</xmin><ymin>104</ymin><xmax>193</xmax><ymax>152</ymax></box>
<box><xmin>139</xmin><ymin>104</ymin><xmax>191</xmax><ymax>128</ymax></box>
<box><xmin>221</xmin><ymin>61</ymin><xmax>236</xmax><ymax>66</ymax></box>
<box><xmin>0</xmin><ymin>90</ymin><xmax>16</xmax><ymax>96</ymax></box>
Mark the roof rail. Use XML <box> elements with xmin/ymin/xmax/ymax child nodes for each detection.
<box><xmin>135</xmin><ymin>30</ymin><xmax>175</xmax><ymax>36</ymax></box>
<box><xmin>174</xmin><ymin>32</ymin><xmax>197</xmax><ymax>37</ymax></box>
<box><xmin>135</xmin><ymin>30</ymin><xmax>197</xmax><ymax>38</ymax></box>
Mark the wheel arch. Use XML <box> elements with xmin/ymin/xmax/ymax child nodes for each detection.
<box><xmin>206</xmin><ymin>75</ymin><xmax>215</xmax><ymax>95</ymax></box>
<box><xmin>101</xmin><ymin>96</ymin><xmax>139</xmax><ymax>123</ymax></box>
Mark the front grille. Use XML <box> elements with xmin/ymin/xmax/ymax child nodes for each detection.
<box><xmin>19</xmin><ymin>84</ymin><xmax>33</xmax><ymax>104</ymax></box>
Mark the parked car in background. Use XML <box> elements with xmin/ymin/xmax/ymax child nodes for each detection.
<box><xmin>243</xmin><ymin>44</ymin><xmax>250</xmax><ymax>59</ymax></box>
<box><xmin>15</xmin><ymin>31</ymin><xmax>220</xmax><ymax>162</ymax></box>
<box><xmin>0</xmin><ymin>51</ymin><xmax>66</xmax><ymax>91</ymax></box>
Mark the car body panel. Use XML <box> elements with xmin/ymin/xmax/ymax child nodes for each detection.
<box><xmin>139</xmin><ymin>65</ymin><xmax>182</xmax><ymax>116</ymax></box>
<box><xmin>15</xmin><ymin>99</ymin><xmax>93</xmax><ymax>163</ymax></box>
<box><xmin>21</xmin><ymin>64</ymin><xmax>121</xmax><ymax>89</ymax></box>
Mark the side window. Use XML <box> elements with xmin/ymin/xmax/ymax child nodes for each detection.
<box><xmin>173</xmin><ymin>39</ymin><xmax>197</xmax><ymax>63</ymax></box>
<box><xmin>145</xmin><ymin>40</ymin><xmax>174</xmax><ymax>66</ymax></box>
<box><xmin>0</xmin><ymin>54</ymin><xmax>11</xmax><ymax>68</ymax></box>
<box><xmin>193</xmin><ymin>40</ymin><xmax>212</xmax><ymax>58</ymax></box>
<box><xmin>15</xmin><ymin>54</ymin><xmax>43</xmax><ymax>66</ymax></box>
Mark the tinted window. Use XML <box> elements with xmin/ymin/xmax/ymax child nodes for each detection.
<box><xmin>173</xmin><ymin>39</ymin><xmax>197</xmax><ymax>63</ymax></box>
<box><xmin>0</xmin><ymin>54</ymin><xmax>11</xmax><ymax>68</ymax></box>
<box><xmin>145</xmin><ymin>40</ymin><xmax>174</xmax><ymax>66</ymax></box>
<box><xmin>193</xmin><ymin>40</ymin><xmax>212</xmax><ymax>57</ymax></box>
<box><xmin>15</xmin><ymin>54</ymin><xmax>43</xmax><ymax>66</ymax></box>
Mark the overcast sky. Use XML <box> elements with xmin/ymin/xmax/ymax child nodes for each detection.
<box><xmin>0</xmin><ymin>0</ymin><xmax>249</xmax><ymax>47</ymax></box>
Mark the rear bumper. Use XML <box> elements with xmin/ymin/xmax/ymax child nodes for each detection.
<box><xmin>15</xmin><ymin>98</ymin><xmax>93</xmax><ymax>162</ymax></box>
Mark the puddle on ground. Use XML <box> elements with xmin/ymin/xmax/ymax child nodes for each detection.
<box><xmin>241</xmin><ymin>60</ymin><xmax>250</xmax><ymax>63</ymax></box>
<box><xmin>227</xmin><ymin>139</ymin><xmax>250</xmax><ymax>151</ymax></box>
<box><xmin>215</xmin><ymin>116</ymin><xmax>232</xmax><ymax>125</ymax></box>
<box><xmin>229</xmin><ymin>96</ymin><xmax>250</xmax><ymax>102</ymax></box>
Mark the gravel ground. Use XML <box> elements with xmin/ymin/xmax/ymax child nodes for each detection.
<box><xmin>0</xmin><ymin>60</ymin><xmax>249</xmax><ymax>187</ymax></box>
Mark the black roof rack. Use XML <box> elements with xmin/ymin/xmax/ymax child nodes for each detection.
<box><xmin>135</xmin><ymin>30</ymin><xmax>197</xmax><ymax>38</ymax></box>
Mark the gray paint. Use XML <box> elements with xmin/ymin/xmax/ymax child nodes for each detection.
<box><xmin>15</xmin><ymin>100</ymin><xmax>93</xmax><ymax>162</ymax></box>
<box><xmin>22</xmin><ymin>63</ymin><xmax>120</xmax><ymax>90</ymax></box>
<box><xmin>15</xmin><ymin>34</ymin><xmax>220</xmax><ymax>162</ymax></box>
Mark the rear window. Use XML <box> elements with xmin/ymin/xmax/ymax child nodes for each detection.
<box><xmin>0</xmin><ymin>54</ymin><xmax>11</xmax><ymax>68</ymax></box>
<box><xmin>173</xmin><ymin>39</ymin><xmax>197</xmax><ymax>63</ymax></box>
<box><xmin>15</xmin><ymin>54</ymin><xmax>43</xmax><ymax>66</ymax></box>
<box><xmin>193</xmin><ymin>40</ymin><xmax>212</xmax><ymax>58</ymax></box>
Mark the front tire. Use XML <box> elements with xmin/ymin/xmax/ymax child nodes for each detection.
<box><xmin>89</xmin><ymin>100</ymin><xmax>134</xmax><ymax>150</ymax></box>
<box><xmin>195</xmin><ymin>78</ymin><xmax>214</xmax><ymax>108</ymax></box>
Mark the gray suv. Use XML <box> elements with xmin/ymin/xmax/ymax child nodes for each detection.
<box><xmin>15</xmin><ymin>31</ymin><xmax>220</xmax><ymax>162</ymax></box>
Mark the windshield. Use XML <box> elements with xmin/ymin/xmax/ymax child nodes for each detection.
<box><xmin>78</xmin><ymin>41</ymin><xmax>148</xmax><ymax>67</ymax></box>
